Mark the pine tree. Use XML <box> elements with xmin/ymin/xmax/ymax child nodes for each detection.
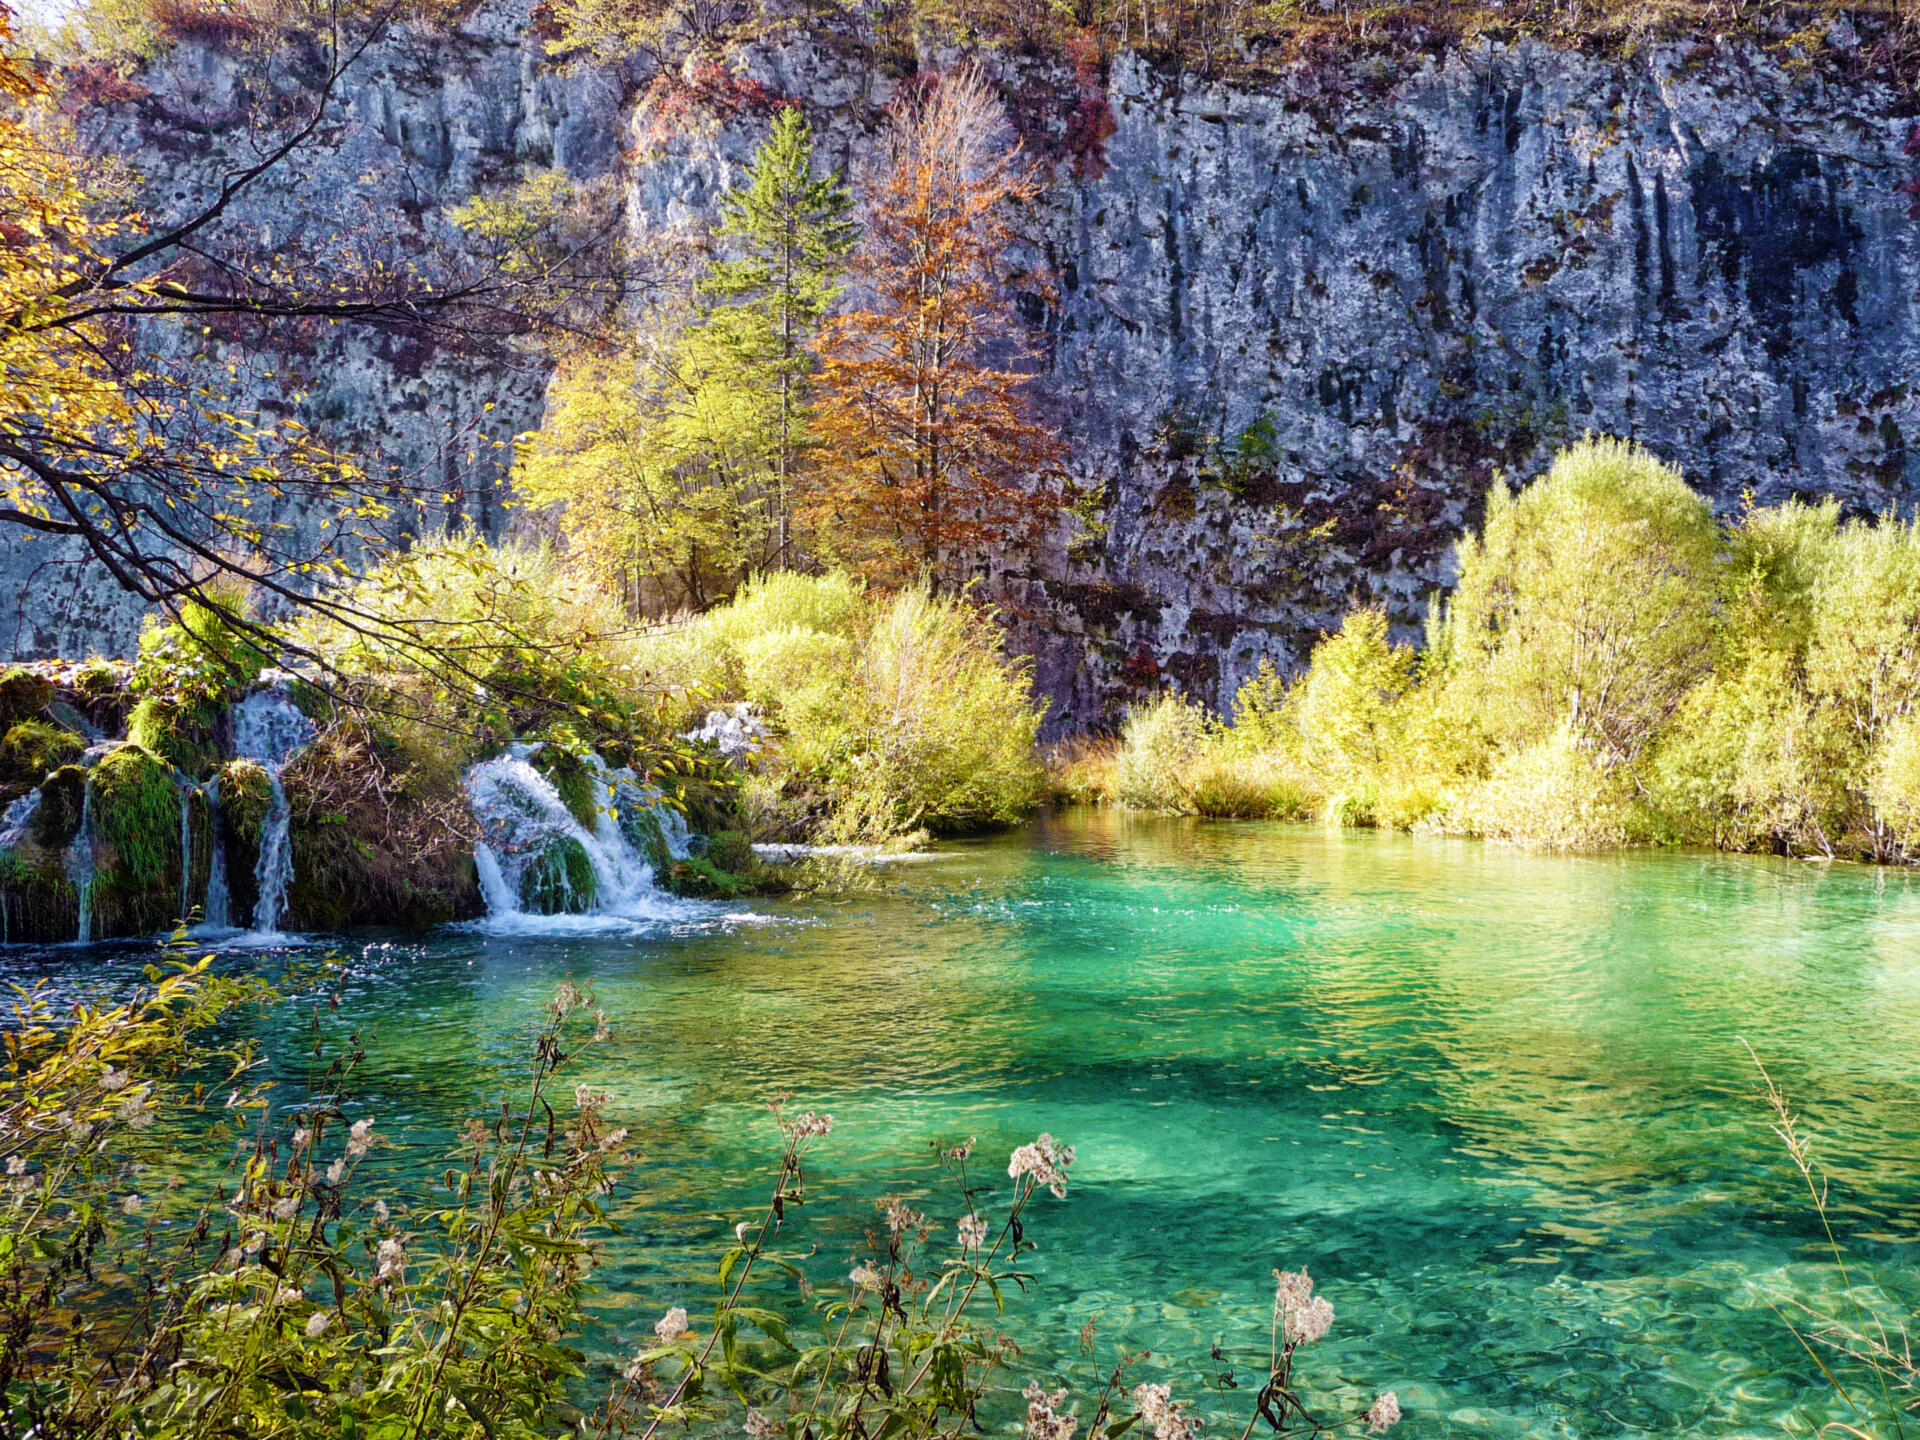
<box><xmin>693</xmin><ymin>105</ymin><xmax>855</xmax><ymax>565</ymax></box>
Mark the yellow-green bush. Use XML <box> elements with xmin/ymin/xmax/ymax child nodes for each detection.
<box><xmin>1112</xmin><ymin>692</ymin><xmax>1206</xmax><ymax>812</ymax></box>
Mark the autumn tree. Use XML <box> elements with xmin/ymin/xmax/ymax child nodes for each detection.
<box><xmin>809</xmin><ymin>66</ymin><xmax>1065</xmax><ymax>588</ymax></box>
<box><xmin>514</xmin><ymin>106</ymin><xmax>852</xmax><ymax>610</ymax></box>
<box><xmin>0</xmin><ymin>6</ymin><xmax>620</xmax><ymax>680</ymax></box>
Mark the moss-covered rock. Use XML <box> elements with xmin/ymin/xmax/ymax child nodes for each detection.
<box><xmin>520</xmin><ymin>837</ymin><xmax>597</xmax><ymax>914</ymax></box>
<box><xmin>0</xmin><ymin>849</ymin><xmax>79</xmax><ymax>944</ymax></box>
<box><xmin>618</xmin><ymin>803</ymin><xmax>672</xmax><ymax>874</ymax></box>
<box><xmin>33</xmin><ymin>766</ymin><xmax>87</xmax><ymax>851</ymax></box>
<box><xmin>0</xmin><ymin>669</ymin><xmax>52</xmax><ymax>733</ymax></box>
<box><xmin>90</xmin><ymin>745</ymin><xmax>183</xmax><ymax>935</ymax></box>
<box><xmin>530</xmin><ymin>743</ymin><xmax>599</xmax><ymax>831</ymax></box>
<box><xmin>0</xmin><ymin>721</ymin><xmax>85</xmax><ymax>784</ymax></box>
<box><xmin>128</xmin><ymin>694</ymin><xmax>221</xmax><ymax>778</ymax></box>
<box><xmin>667</xmin><ymin>855</ymin><xmax>744</xmax><ymax>899</ymax></box>
<box><xmin>217</xmin><ymin>760</ymin><xmax>273</xmax><ymax>924</ymax></box>
<box><xmin>69</xmin><ymin>660</ymin><xmax>130</xmax><ymax>737</ymax></box>
<box><xmin>703</xmin><ymin>830</ymin><xmax>758</xmax><ymax>875</ymax></box>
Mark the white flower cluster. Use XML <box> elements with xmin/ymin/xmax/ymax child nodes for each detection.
<box><xmin>1008</xmin><ymin>1134</ymin><xmax>1075</xmax><ymax>1199</ymax></box>
<box><xmin>784</xmin><ymin>1111</ymin><xmax>832</xmax><ymax>1141</ymax></box>
<box><xmin>346</xmin><ymin>1118</ymin><xmax>375</xmax><ymax>1159</ymax></box>
<box><xmin>1273</xmin><ymin>1269</ymin><xmax>1333</xmax><ymax>1346</ymax></box>
<box><xmin>655</xmin><ymin>1306</ymin><xmax>690</xmax><ymax>1343</ymax></box>
<box><xmin>848</xmin><ymin>1262</ymin><xmax>884</xmax><ymax>1290</ymax></box>
<box><xmin>1024</xmin><ymin>1382</ymin><xmax>1079</xmax><ymax>1440</ymax></box>
<box><xmin>956</xmin><ymin>1213</ymin><xmax>988</xmax><ymax>1253</ymax></box>
<box><xmin>884</xmin><ymin>1199</ymin><xmax>925</xmax><ymax>1236</ymax></box>
<box><xmin>374</xmin><ymin>1237</ymin><xmax>406</xmax><ymax>1284</ymax></box>
<box><xmin>743</xmin><ymin>1410</ymin><xmax>784</xmax><ymax>1440</ymax></box>
<box><xmin>1364</xmin><ymin>1392</ymin><xmax>1400</xmax><ymax>1434</ymax></box>
<box><xmin>1131</xmin><ymin>1383</ymin><xmax>1193</xmax><ymax>1440</ymax></box>
<box><xmin>574</xmin><ymin>1085</ymin><xmax>615</xmax><ymax>1113</ymax></box>
<box><xmin>940</xmin><ymin>1137</ymin><xmax>976</xmax><ymax>1162</ymax></box>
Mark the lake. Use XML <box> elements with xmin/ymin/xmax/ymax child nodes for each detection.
<box><xmin>9</xmin><ymin>809</ymin><xmax>1920</xmax><ymax>1439</ymax></box>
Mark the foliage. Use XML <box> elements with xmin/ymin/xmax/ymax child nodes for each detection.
<box><xmin>91</xmin><ymin>744</ymin><xmax>180</xmax><ymax>896</ymax></box>
<box><xmin>630</xmin><ymin>572</ymin><xmax>1044</xmax><ymax>838</ymax></box>
<box><xmin>515</xmin><ymin>109</ymin><xmax>851</xmax><ymax>614</ymax></box>
<box><xmin>809</xmin><ymin>67</ymin><xmax>1066</xmax><ymax>588</ymax></box>
<box><xmin>1067</xmin><ymin>436</ymin><xmax>1920</xmax><ymax>862</ymax></box>
<box><xmin>0</xmin><ymin>670</ymin><xmax>52</xmax><ymax>733</ymax></box>
<box><xmin>0</xmin><ymin>720</ymin><xmax>84</xmax><ymax>784</ymax></box>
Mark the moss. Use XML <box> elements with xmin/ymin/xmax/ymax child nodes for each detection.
<box><xmin>530</xmin><ymin>743</ymin><xmax>599</xmax><ymax>830</ymax></box>
<box><xmin>33</xmin><ymin>766</ymin><xmax>87</xmax><ymax>851</ymax></box>
<box><xmin>128</xmin><ymin>693</ymin><xmax>221</xmax><ymax>778</ymax></box>
<box><xmin>703</xmin><ymin>830</ymin><xmax>758</xmax><ymax>875</ymax></box>
<box><xmin>0</xmin><ymin>669</ymin><xmax>51</xmax><ymax>733</ymax></box>
<box><xmin>668</xmin><ymin>855</ymin><xmax>745</xmax><ymax>900</ymax></box>
<box><xmin>91</xmin><ymin>745</ymin><xmax>183</xmax><ymax>935</ymax></box>
<box><xmin>618</xmin><ymin>803</ymin><xmax>671</xmax><ymax>874</ymax></box>
<box><xmin>520</xmin><ymin>837</ymin><xmax>597</xmax><ymax>914</ymax></box>
<box><xmin>0</xmin><ymin>849</ymin><xmax>79</xmax><ymax>944</ymax></box>
<box><xmin>0</xmin><ymin>722</ymin><xmax>85</xmax><ymax>784</ymax></box>
<box><xmin>69</xmin><ymin>660</ymin><xmax>130</xmax><ymax>737</ymax></box>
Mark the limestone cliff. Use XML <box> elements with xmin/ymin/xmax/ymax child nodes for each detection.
<box><xmin>8</xmin><ymin>7</ymin><xmax>1916</xmax><ymax>732</ymax></box>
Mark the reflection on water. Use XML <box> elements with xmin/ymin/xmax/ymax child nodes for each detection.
<box><xmin>6</xmin><ymin>810</ymin><xmax>1919</xmax><ymax>1439</ymax></box>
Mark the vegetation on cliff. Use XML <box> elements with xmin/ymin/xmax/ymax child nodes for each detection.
<box><xmin>1077</xmin><ymin>437</ymin><xmax>1920</xmax><ymax>862</ymax></box>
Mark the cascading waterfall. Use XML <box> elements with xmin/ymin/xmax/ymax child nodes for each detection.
<box><xmin>462</xmin><ymin>750</ymin><xmax>694</xmax><ymax>934</ymax></box>
<box><xmin>176</xmin><ymin>773</ymin><xmax>194</xmax><ymax>925</ymax></box>
<box><xmin>64</xmin><ymin>781</ymin><xmax>94</xmax><ymax>944</ymax></box>
<box><xmin>229</xmin><ymin>678</ymin><xmax>315</xmax><ymax>935</ymax></box>
<box><xmin>202</xmin><ymin>777</ymin><xmax>230</xmax><ymax>929</ymax></box>
<box><xmin>0</xmin><ymin>791</ymin><xmax>38</xmax><ymax>851</ymax></box>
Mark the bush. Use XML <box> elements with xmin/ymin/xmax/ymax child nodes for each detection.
<box><xmin>1112</xmin><ymin>692</ymin><xmax>1206</xmax><ymax>812</ymax></box>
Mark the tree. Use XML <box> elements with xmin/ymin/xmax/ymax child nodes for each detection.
<box><xmin>808</xmin><ymin>66</ymin><xmax>1065</xmax><ymax>589</ymax></box>
<box><xmin>513</xmin><ymin>106</ymin><xmax>852</xmax><ymax>610</ymax></box>
<box><xmin>0</xmin><ymin>5</ymin><xmax>619</xmax><ymax>683</ymax></box>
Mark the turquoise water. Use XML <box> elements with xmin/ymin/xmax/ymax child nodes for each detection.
<box><xmin>12</xmin><ymin>810</ymin><xmax>1920</xmax><ymax>1438</ymax></box>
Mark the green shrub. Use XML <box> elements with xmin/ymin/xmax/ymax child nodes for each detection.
<box><xmin>703</xmin><ymin>828</ymin><xmax>758</xmax><ymax>873</ymax></box>
<box><xmin>0</xmin><ymin>720</ymin><xmax>84</xmax><ymax>783</ymax></box>
<box><xmin>1464</xmin><ymin>724</ymin><xmax>1638</xmax><ymax>850</ymax></box>
<box><xmin>131</xmin><ymin>586</ymin><xmax>271</xmax><ymax>706</ymax></box>
<box><xmin>1870</xmin><ymin>712</ymin><xmax>1920</xmax><ymax>854</ymax></box>
<box><xmin>1113</xmin><ymin>692</ymin><xmax>1205</xmax><ymax>812</ymax></box>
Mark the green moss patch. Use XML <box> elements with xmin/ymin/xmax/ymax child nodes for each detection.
<box><xmin>0</xmin><ymin>722</ymin><xmax>84</xmax><ymax>784</ymax></box>
<box><xmin>128</xmin><ymin>694</ymin><xmax>221</xmax><ymax>778</ymax></box>
<box><xmin>0</xmin><ymin>669</ymin><xmax>52</xmax><ymax>733</ymax></box>
<box><xmin>530</xmin><ymin>742</ymin><xmax>599</xmax><ymax>831</ymax></box>
<box><xmin>520</xmin><ymin>837</ymin><xmax>597</xmax><ymax>914</ymax></box>
<box><xmin>33</xmin><ymin>767</ymin><xmax>87</xmax><ymax>851</ymax></box>
<box><xmin>91</xmin><ymin>745</ymin><xmax>183</xmax><ymax>935</ymax></box>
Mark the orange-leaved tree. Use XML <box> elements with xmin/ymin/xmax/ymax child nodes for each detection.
<box><xmin>808</xmin><ymin>66</ymin><xmax>1065</xmax><ymax>588</ymax></box>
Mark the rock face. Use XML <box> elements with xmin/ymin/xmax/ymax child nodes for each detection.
<box><xmin>9</xmin><ymin>9</ymin><xmax>1918</xmax><ymax>732</ymax></box>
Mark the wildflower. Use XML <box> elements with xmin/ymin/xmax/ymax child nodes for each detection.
<box><xmin>575</xmin><ymin>1084</ymin><xmax>614</xmax><ymax>1112</ymax></box>
<box><xmin>373</xmin><ymin>1199</ymin><xmax>389</xmax><ymax>1224</ymax></box>
<box><xmin>654</xmin><ymin>1306</ymin><xmax>689</xmax><ymax>1343</ymax></box>
<box><xmin>883</xmin><ymin>1198</ymin><xmax>925</xmax><ymax>1235</ymax></box>
<box><xmin>242</xmin><ymin>1231</ymin><xmax>266</xmax><ymax>1256</ymax></box>
<box><xmin>100</xmin><ymin>1066</ymin><xmax>129</xmax><ymax>1092</ymax></box>
<box><xmin>744</xmin><ymin>1410</ymin><xmax>783</xmax><ymax>1440</ymax></box>
<box><xmin>346</xmin><ymin>1119</ymin><xmax>374</xmax><ymax>1158</ymax></box>
<box><xmin>5</xmin><ymin>1156</ymin><xmax>24</xmax><ymax>1176</ymax></box>
<box><xmin>1273</xmin><ymin>1269</ymin><xmax>1333</xmax><ymax>1346</ymax></box>
<box><xmin>957</xmin><ymin>1213</ymin><xmax>988</xmax><ymax>1253</ymax></box>
<box><xmin>291</xmin><ymin>1127</ymin><xmax>311</xmax><ymax>1148</ymax></box>
<box><xmin>374</xmin><ymin>1237</ymin><xmax>405</xmax><ymax>1283</ymax></box>
<box><xmin>848</xmin><ymin>1263</ymin><xmax>884</xmax><ymax>1290</ymax></box>
<box><xmin>1008</xmin><ymin>1133</ymin><xmax>1075</xmax><ymax>1199</ymax></box>
<box><xmin>1364</xmin><ymin>1393</ymin><xmax>1400</xmax><ymax>1434</ymax></box>
<box><xmin>305</xmin><ymin>1311</ymin><xmax>332</xmax><ymax>1338</ymax></box>
<box><xmin>1025</xmin><ymin>1382</ymin><xmax>1078</xmax><ymax>1440</ymax></box>
<box><xmin>120</xmin><ymin>1193</ymin><xmax>142</xmax><ymax>1215</ymax></box>
<box><xmin>593</xmin><ymin>1010</ymin><xmax>611</xmax><ymax>1043</ymax></box>
<box><xmin>622</xmin><ymin>1351</ymin><xmax>650</xmax><ymax>1383</ymax></box>
<box><xmin>272</xmin><ymin>1195</ymin><xmax>301</xmax><ymax>1220</ymax></box>
<box><xmin>276</xmin><ymin>1287</ymin><xmax>303</xmax><ymax>1306</ymax></box>
<box><xmin>116</xmin><ymin>1091</ymin><xmax>156</xmax><ymax>1130</ymax></box>
<box><xmin>601</xmin><ymin>1127</ymin><xmax>629</xmax><ymax>1152</ymax></box>
<box><xmin>66</xmin><ymin>1118</ymin><xmax>94</xmax><ymax>1142</ymax></box>
<box><xmin>461</xmin><ymin>1118</ymin><xmax>490</xmax><ymax>1150</ymax></box>
<box><xmin>554</xmin><ymin>980</ymin><xmax>583</xmax><ymax>1016</ymax></box>
<box><xmin>326</xmin><ymin>1159</ymin><xmax>345</xmax><ymax>1186</ymax></box>
<box><xmin>736</xmin><ymin>1221</ymin><xmax>754</xmax><ymax>1244</ymax></box>
<box><xmin>1131</xmin><ymin>1384</ymin><xmax>1192</xmax><ymax>1440</ymax></box>
<box><xmin>941</xmin><ymin>1137</ymin><xmax>977</xmax><ymax>1162</ymax></box>
<box><xmin>784</xmin><ymin>1110</ymin><xmax>832</xmax><ymax>1140</ymax></box>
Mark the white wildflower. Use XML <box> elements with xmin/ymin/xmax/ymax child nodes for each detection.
<box><xmin>1131</xmin><ymin>1384</ymin><xmax>1192</xmax><ymax>1440</ymax></box>
<box><xmin>575</xmin><ymin>1084</ymin><xmax>613</xmax><ymax>1112</ymax></box>
<box><xmin>116</xmin><ymin>1091</ymin><xmax>156</xmax><ymax>1130</ymax></box>
<box><xmin>346</xmin><ymin>1119</ymin><xmax>374</xmax><ymax>1158</ymax></box>
<box><xmin>272</xmin><ymin>1194</ymin><xmax>301</xmax><ymax>1220</ymax></box>
<box><xmin>848</xmin><ymin>1263</ymin><xmax>884</xmax><ymax>1290</ymax></box>
<box><xmin>744</xmin><ymin>1410</ymin><xmax>783</xmax><ymax>1440</ymax></box>
<box><xmin>941</xmin><ymin>1137</ymin><xmax>977</xmax><ymax>1162</ymax></box>
<box><xmin>654</xmin><ymin>1306</ymin><xmax>689</xmax><ymax>1343</ymax></box>
<box><xmin>243</xmin><ymin>1231</ymin><xmax>266</xmax><ymax>1256</ymax></box>
<box><xmin>65</xmin><ymin>1117</ymin><xmax>93</xmax><ymax>1142</ymax></box>
<box><xmin>1273</xmin><ymin>1269</ymin><xmax>1333</xmax><ymax>1346</ymax></box>
<box><xmin>326</xmin><ymin>1159</ymin><xmax>345</xmax><ymax>1186</ymax></box>
<box><xmin>784</xmin><ymin>1110</ymin><xmax>832</xmax><ymax>1140</ymax></box>
<box><xmin>1007</xmin><ymin>1133</ymin><xmax>1075</xmax><ymax>1198</ymax></box>
<box><xmin>1025</xmin><ymin>1382</ymin><xmax>1078</xmax><ymax>1440</ymax></box>
<box><xmin>554</xmin><ymin>980</ymin><xmax>582</xmax><ymax>1016</ymax></box>
<box><xmin>100</xmin><ymin>1066</ymin><xmax>129</xmax><ymax>1092</ymax></box>
<box><xmin>593</xmin><ymin>1010</ymin><xmax>611</xmax><ymax>1043</ymax></box>
<box><xmin>373</xmin><ymin>1200</ymin><xmax>389</xmax><ymax>1224</ymax></box>
<box><xmin>5</xmin><ymin>1156</ymin><xmax>25</xmax><ymax>1176</ymax></box>
<box><xmin>957</xmin><ymin>1214</ymin><xmax>988</xmax><ymax>1253</ymax></box>
<box><xmin>1364</xmin><ymin>1393</ymin><xmax>1400</xmax><ymax>1434</ymax></box>
<box><xmin>736</xmin><ymin>1221</ymin><xmax>754</xmax><ymax>1244</ymax></box>
<box><xmin>884</xmin><ymin>1199</ymin><xmax>925</xmax><ymax>1236</ymax></box>
<box><xmin>600</xmin><ymin>1128</ymin><xmax>629</xmax><ymax>1153</ymax></box>
<box><xmin>291</xmin><ymin>1127</ymin><xmax>311</xmax><ymax>1148</ymax></box>
<box><xmin>622</xmin><ymin>1351</ymin><xmax>650</xmax><ymax>1384</ymax></box>
<box><xmin>305</xmin><ymin>1311</ymin><xmax>332</xmax><ymax>1339</ymax></box>
<box><xmin>374</xmin><ymin>1237</ymin><xmax>405</xmax><ymax>1283</ymax></box>
<box><xmin>119</xmin><ymin>1193</ymin><xmax>142</xmax><ymax>1215</ymax></box>
<box><xmin>276</xmin><ymin>1287</ymin><xmax>303</xmax><ymax>1306</ymax></box>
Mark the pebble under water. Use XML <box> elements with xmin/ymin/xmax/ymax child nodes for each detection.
<box><xmin>8</xmin><ymin>809</ymin><xmax>1920</xmax><ymax>1439</ymax></box>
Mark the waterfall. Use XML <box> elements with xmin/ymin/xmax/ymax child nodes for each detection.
<box><xmin>462</xmin><ymin>753</ymin><xmax>694</xmax><ymax>935</ymax></box>
<box><xmin>0</xmin><ymin>791</ymin><xmax>39</xmax><ymax>852</ymax></box>
<box><xmin>202</xmin><ymin>777</ymin><xmax>230</xmax><ymax>930</ymax></box>
<box><xmin>229</xmin><ymin>679</ymin><xmax>315</xmax><ymax>936</ymax></box>
<box><xmin>65</xmin><ymin>780</ymin><xmax>94</xmax><ymax>944</ymax></box>
<box><xmin>176</xmin><ymin>773</ymin><xmax>194</xmax><ymax>926</ymax></box>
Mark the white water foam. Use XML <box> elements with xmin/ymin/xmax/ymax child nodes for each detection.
<box><xmin>462</xmin><ymin>753</ymin><xmax>705</xmax><ymax>937</ymax></box>
<box><xmin>229</xmin><ymin>677</ymin><xmax>316</xmax><ymax>940</ymax></box>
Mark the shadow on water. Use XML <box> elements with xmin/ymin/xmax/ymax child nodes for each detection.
<box><xmin>5</xmin><ymin>810</ymin><xmax>1919</xmax><ymax>1438</ymax></box>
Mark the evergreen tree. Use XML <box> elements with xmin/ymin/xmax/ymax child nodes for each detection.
<box><xmin>693</xmin><ymin>105</ymin><xmax>856</xmax><ymax>564</ymax></box>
